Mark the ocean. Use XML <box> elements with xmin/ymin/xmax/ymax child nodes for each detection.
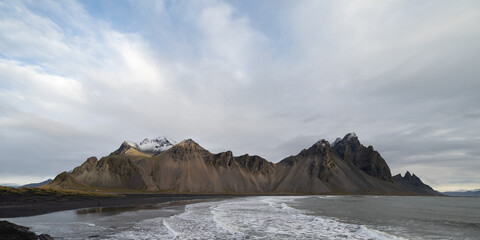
<box><xmin>4</xmin><ymin>196</ymin><xmax>480</xmax><ymax>239</ymax></box>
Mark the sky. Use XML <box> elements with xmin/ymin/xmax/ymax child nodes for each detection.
<box><xmin>0</xmin><ymin>0</ymin><xmax>479</xmax><ymax>191</ymax></box>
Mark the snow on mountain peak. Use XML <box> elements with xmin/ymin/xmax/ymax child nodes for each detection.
<box><xmin>137</xmin><ymin>137</ymin><xmax>177</xmax><ymax>153</ymax></box>
<box><xmin>346</xmin><ymin>132</ymin><xmax>357</xmax><ymax>140</ymax></box>
<box><xmin>123</xmin><ymin>141</ymin><xmax>139</xmax><ymax>148</ymax></box>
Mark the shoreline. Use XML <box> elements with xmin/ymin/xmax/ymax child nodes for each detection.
<box><xmin>0</xmin><ymin>193</ymin><xmax>239</xmax><ymax>219</ymax></box>
<box><xmin>1</xmin><ymin>192</ymin><xmax>454</xmax><ymax>219</ymax></box>
<box><xmin>1</xmin><ymin>195</ymin><xmax>236</xmax><ymax>239</ymax></box>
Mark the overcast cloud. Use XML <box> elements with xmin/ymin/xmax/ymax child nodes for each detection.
<box><xmin>0</xmin><ymin>0</ymin><xmax>479</xmax><ymax>191</ymax></box>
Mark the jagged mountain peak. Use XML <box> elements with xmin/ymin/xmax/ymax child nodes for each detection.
<box><xmin>178</xmin><ymin>139</ymin><xmax>200</xmax><ymax>147</ymax></box>
<box><xmin>170</xmin><ymin>139</ymin><xmax>207</xmax><ymax>153</ymax></box>
<box><xmin>346</xmin><ymin>132</ymin><xmax>358</xmax><ymax>140</ymax></box>
<box><xmin>332</xmin><ymin>132</ymin><xmax>392</xmax><ymax>181</ymax></box>
<box><xmin>316</xmin><ymin>139</ymin><xmax>330</xmax><ymax>145</ymax></box>
<box><xmin>393</xmin><ymin>171</ymin><xmax>441</xmax><ymax>196</ymax></box>
<box><xmin>396</xmin><ymin>171</ymin><xmax>424</xmax><ymax>184</ymax></box>
<box><xmin>298</xmin><ymin>139</ymin><xmax>332</xmax><ymax>156</ymax></box>
<box><xmin>342</xmin><ymin>132</ymin><xmax>360</xmax><ymax>145</ymax></box>
<box><xmin>110</xmin><ymin>142</ymin><xmax>136</xmax><ymax>156</ymax></box>
<box><xmin>331</xmin><ymin>133</ymin><xmax>359</xmax><ymax>147</ymax></box>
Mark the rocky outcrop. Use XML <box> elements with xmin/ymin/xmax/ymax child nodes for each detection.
<box><xmin>332</xmin><ymin>133</ymin><xmax>392</xmax><ymax>181</ymax></box>
<box><xmin>393</xmin><ymin>171</ymin><xmax>441</xmax><ymax>196</ymax></box>
<box><xmin>0</xmin><ymin>221</ymin><xmax>52</xmax><ymax>240</ymax></box>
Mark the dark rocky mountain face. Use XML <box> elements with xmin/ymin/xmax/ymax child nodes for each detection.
<box><xmin>332</xmin><ymin>133</ymin><xmax>392</xmax><ymax>181</ymax></box>
<box><xmin>232</xmin><ymin>154</ymin><xmax>275</xmax><ymax>175</ymax></box>
<box><xmin>393</xmin><ymin>171</ymin><xmax>442</xmax><ymax>196</ymax></box>
<box><xmin>277</xmin><ymin>140</ymin><xmax>337</xmax><ymax>181</ymax></box>
<box><xmin>274</xmin><ymin>140</ymin><xmax>343</xmax><ymax>194</ymax></box>
<box><xmin>43</xmin><ymin>134</ymin><xmax>438</xmax><ymax>195</ymax></box>
<box><xmin>274</xmin><ymin>140</ymin><xmax>407</xmax><ymax>194</ymax></box>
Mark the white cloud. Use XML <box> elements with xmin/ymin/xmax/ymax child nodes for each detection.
<box><xmin>0</xmin><ymin>1</ymin><xmax>70</xmax><ymax>61</ymax></box>
<box><xmin>0</xmin><ymin>0</ymin><xmax>479</xmax><ymax>190</ymax></box>
<box><xmin>89</xmin><ymin>30</ymin><xmax>171</xmax><ymax>93</ymax></box>
<box><xmin>197</xmin><ymin>1</ymin><xmax>266</xmax><ymax>84</ymax></box>
<box><xmin>0</xmin><ymin>59</ymin><xmax>87</xmax><ymax>105</ymax></box>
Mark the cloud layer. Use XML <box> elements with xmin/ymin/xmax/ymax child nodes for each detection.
<box><xmin>0</xmin><ymin>0</ymin><xmax>479</xmax><ymax>191</ymax></box>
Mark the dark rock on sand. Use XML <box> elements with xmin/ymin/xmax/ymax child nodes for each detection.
<box><xmin>0</xmin><ymin>220</ymin><xmax>52</xmax><ymax>240</ymax></box>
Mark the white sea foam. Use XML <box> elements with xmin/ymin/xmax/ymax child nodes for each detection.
<box><xmin>106</xmin><ymin>217</ymin><xmax>175</xmax><ymax>239</ymax></box>
<box><xmin>9</xmin><ymin>196</ymin><xmax>477</xmax><ymax>239</ymax></box>
<box><xmin>316</xmin><ymin>195</ymin><xmax>341</xmax><ymax>199</ymax></box>
<box><xmin>109</xmin><ymin>196</ymin><xmax>403</xmax><ymax>239</ymax></box>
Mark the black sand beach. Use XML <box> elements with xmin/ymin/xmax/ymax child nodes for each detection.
<box><xmin>0</xmin><ymin>193</ymin><xmax>233</xmax><ymax>218</ymax></box>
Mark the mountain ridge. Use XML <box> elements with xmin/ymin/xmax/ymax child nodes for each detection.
<box><xmin>43</xmin><ymin>133</ymin><xmax>438</xmax><ymax>195</ymax></box>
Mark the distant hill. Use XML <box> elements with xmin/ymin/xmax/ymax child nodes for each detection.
<box><xmin>22</xmin><ymin>179</ymin><xmax>53</xmax><ymax>188</ymax></box>
<box><xmin>43</xmin><ymin>134</ymin><xmax>439</xmax><ymax>195</ymax></box>
<box><xmin>0</xmin><ymin>179</ymin><xmax>52</xmax><ymax>188</ymax></box>
<box><xmin>443</xmin><ymin>189</ymin><xmax>480</xmax><ymax>197</ymax></box>
<box><xmin>0</xmin><ymin>184</ymin><xmax>20</xmax><ymax>188</ymax></box>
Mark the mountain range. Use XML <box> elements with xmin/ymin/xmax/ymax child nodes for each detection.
<box><xmin>43</xmin><ymin>134</ymin><xmax>440</xmax><ymax>195</ymax></box>
<box><xmin>442</xmin><ymin>189</ymin><xmax>480</xmax><ymax>197</ymax></box>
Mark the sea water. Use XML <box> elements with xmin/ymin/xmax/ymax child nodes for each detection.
<box><xmin>4</xmin><ymin>196</ymin><xmax>480</xmax><ymax>239</ymax></box>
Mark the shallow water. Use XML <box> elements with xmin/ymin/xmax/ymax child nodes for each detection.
<box><xmin>291</xmin><ymin>196</ymin><xmax>480</xmax><ymax>240</ymax></box>
<box><xmin>3</xmin><ymin>196</ymin><xmax>479</xmax><ymax>239</ymax></box>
